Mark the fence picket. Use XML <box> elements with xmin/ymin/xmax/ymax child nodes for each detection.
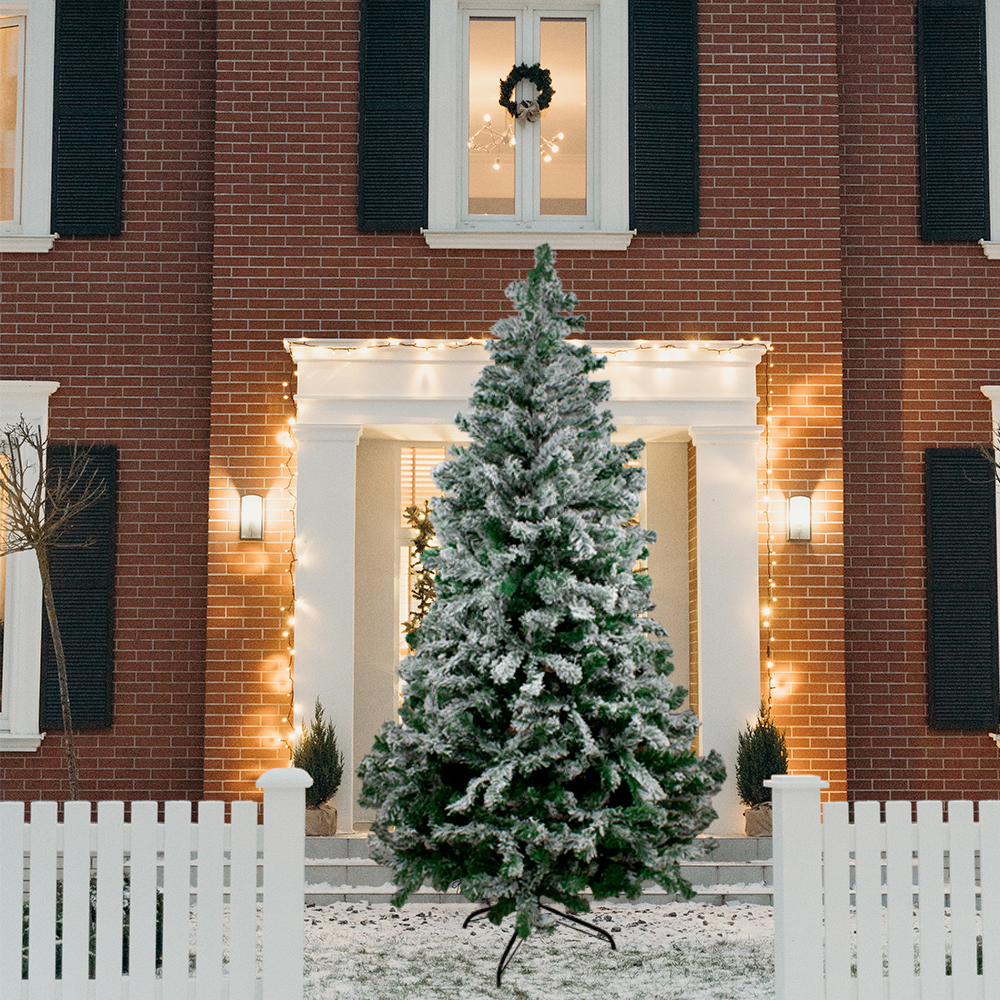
<box><xmin>27</xmin><ymin>800</ymin><xmax>58</xmax><ymax>998</ymax></box>
<box><xmin>127</xmin><ymin>801</ymin><xmax>159</xmax><ymax>993</ymax></box>
<box><xmin>161</xmin><ymin>800</ymin><xmax>191</xmax><ymax>1000</ymax></box>
<box><xmin>196</xmin><ymin>801</ymin><xmax>226</xmax><ymax>998</ymax></box>
<box><xmin>915</xmin><ymin>800</ymin><xmax>947</xmax><ymax>1000</ymax></box>
<box><xmin>94</xmin><ymin>801</ymin><xmax>125</xmax><ymax>997</ymax></box>
<box><xmin>0</xmin><ymin>769</ymin><xmax>305</xmax><ymax>1000</ymax></box>
<box><xmin>854</xmin><ymin>801</ymin><xmax>883</xmax><ymax>999</ymax></box>
<box><xmin>0</xmin><ymin>802</ymin><xmax>24</xmax><ymax>995</ymax></box>
<box><xmin>227</xmin><ymin>800</ymin><xmax>259</xmax><ymax>1000</ymax></box>
<box><xmin>979</xmin><ymin>801</ymin><xmax>1000</xmax><ymax>989</ymax></box>
<box><xmin>947</xmin><ymin>801</ymin><xmax>978</xmax><ymax>999</ymax></box>
<box><xmin>822</xmin><ymin>800</ymin><xmax>854</xmax><ymax>1000</ymax></box>
<box><xmin>884</xmin><ymin>801</ymin><xmax>914</xmax><ymax>999</ymax></box>
<box><xmin>60</xmin><ymin>801</ymin><xmax>92</xmax><ymax>990</ymax></box>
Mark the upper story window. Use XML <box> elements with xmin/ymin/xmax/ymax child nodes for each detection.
<box><xmin>465</xmin><ymin>10</ymin><xmax>592</xmax><ymax>227</ymax></box>
<box><xmin>0</xmin><ymin>0</ymin><xmax>54</xmax><ymax>252</ymax></box>
<box><xmin>0</xmin><ymin>0</ymin><xmax>124</xmax><ymax>253</ymax></box>
<box><xmin>357</xmin><ymin>0</ymin><xmax>699</xmax><ymax>250</ymax></box>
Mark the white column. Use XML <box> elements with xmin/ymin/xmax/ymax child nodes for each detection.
<box><xmin>292</xmin><ymin>422</ymin><xmax>361</xmax><ymax>831</ymax></box>
<box><xmin>690</xmin><ymin>425</ymin><xmax>763</xmax><ymax>836</ymax></box>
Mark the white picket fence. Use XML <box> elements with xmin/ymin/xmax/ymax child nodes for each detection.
<box><xmin>0</xmin><ymin>766</ymin><xmax>312</xmax><ymax>1000</ymax></box>
<box><xmin>769</xmin><ymin>774</ymin><xmax>1000</xmax><ymax>1000</ymax></box>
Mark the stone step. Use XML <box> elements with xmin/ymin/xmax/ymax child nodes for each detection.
<box><xmin>303</xmin><ymin>834</ymin><xmax>774</xmax><ymax>906</ymax></box>
<box><xmin>305</xmin><ymin>834</ymin><xmax>772</xmax><ymax>863</ymax></box>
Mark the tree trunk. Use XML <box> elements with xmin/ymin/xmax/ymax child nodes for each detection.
<box><xmin>36</xmin><ymin>547</ymin><xmax>80</xmax><ymax>801</ymax></box>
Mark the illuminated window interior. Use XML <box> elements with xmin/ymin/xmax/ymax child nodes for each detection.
<box><xmin>467</xmin><ymin>12</ymin><xmax>588</xmax><ymax>219</ymax></box>
<box><xmin>0</xmin><ymin>19</ymin><xmax>22</xmax><ymax>224</ymax></box>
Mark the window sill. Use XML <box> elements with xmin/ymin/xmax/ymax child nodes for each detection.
<box><xmin>0</xmin><ymin>234</ymin><xmax>58</xmax><ymax>253</ymax></box>
<box><xmin>980</xmin><ymin>240</ymin><xmax>1000</xmax><ymax>260</ymax></box>
<box><xmin>0</xmin><ymin>732</ymin><xmax>45</xmax><ymax>751</ymax></box>
<box><xmin>422</xmin><ymin>230</ymin><xmax>635</xmax><ymax>251</ymax></box>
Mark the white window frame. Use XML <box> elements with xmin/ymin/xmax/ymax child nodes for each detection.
<box><xmin>0</xmin><ymin>0</ymin><xmax>55</xmax><ymax>253</ymax></box>
<box><xmin>0</xmin><ymin>380</ymin><xmax>59</xmax><ymax>751</ymax></box>
<box><xmin>425</xmin><ymin>0</ymin><xmax>632</xmax><ymax>250</ymax></box>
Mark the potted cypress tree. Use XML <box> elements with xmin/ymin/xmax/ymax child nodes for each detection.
<box><xmin>736</xmin><ymin>701</ymin><xmax>789</xmax><ymax>836</ymax></box>
<box><xmin>293</xmin><ymin>699</ymin><xmax>344</xmax><ymax>836</ymax></box>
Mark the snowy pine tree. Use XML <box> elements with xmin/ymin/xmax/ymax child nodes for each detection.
<box><xmin>358</xmin><ymin>246</ymin><xmax>725</xmax><ymax>937</ymax></box>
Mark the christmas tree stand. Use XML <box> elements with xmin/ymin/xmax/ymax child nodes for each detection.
<box><xmin>463</xmin><ymin>902</ymin><xmax>617</xmax><ymax>987</ymax></box>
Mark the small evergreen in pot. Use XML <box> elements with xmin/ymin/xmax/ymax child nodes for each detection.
<box><xmin>293</xmin><ymin>699</ymin><xmax>344</xmax><ymax>835</ymax></box>
<box><xmin>736</xmin><ymin>701</ymin><xmax>788</xmax><ymax>836</ymax></box>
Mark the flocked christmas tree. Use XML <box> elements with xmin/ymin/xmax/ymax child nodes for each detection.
<box><xmin>358</xmin><ymin>246</ymin><xmax>725</xmax><ymax>943</ymax></box>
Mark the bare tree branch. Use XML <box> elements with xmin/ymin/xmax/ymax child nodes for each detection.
<box><xmin>0</xmin><ymin>417</ymin><xmax>109</xmax><ymax>800</ymax></box>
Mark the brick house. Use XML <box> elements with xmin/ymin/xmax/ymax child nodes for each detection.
<box><xmin>0</xmin><ymin>0</ymin><xmax>997</xmax><ymax>834</ymax></box>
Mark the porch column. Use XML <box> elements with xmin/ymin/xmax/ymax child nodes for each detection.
<box><xmin>690</xmin><ymin>426</ymin><xmax>763</xmax><ymax>836</ymax></box>
<box><xmin>292</xmin><ymin>422</ymin><xmax>362</xmax><ymax>831</ymax></box>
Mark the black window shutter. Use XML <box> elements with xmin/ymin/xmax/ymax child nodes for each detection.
<box><xmin>358</xmin><ymin>0</ymin><xmax>429</xmax><ymax>231</ymax></box>
<box><xmin>925</xmin><ymin>448</ymin><xmax>999</xmax><ymax>731</ymax></box>
<box><xmin>917</xmin><ymin>0</ymin><xmax>990</xmax><ymax>241</ymax></box>
<box><xmin>629</xmin><ymin>0</ymin><xmax>699</xmax><ymax>233</ymax></box>
<box><xmin>40</xmin><ymin>444</ymin><xmax>117</xmax><ymax>730</ymax></box>
<box><xmin>50</xmin><ymin>0</ymin><xmax>125</xmax><ymax>237</ymax></box>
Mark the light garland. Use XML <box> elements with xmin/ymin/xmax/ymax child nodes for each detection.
<box><xmin>286</xmin><ymin>336</ymin><xmax>767</xmax><ymax>358</ymax></box>
<box><xmin>760</xmin><ymin>344</ymin><xmax>776</xmax><ymax>707</ymax></box>
<box><xmin>277</xmin><ymin>377</ymin><xmax>298</xmax><ymax>759</ymax></box>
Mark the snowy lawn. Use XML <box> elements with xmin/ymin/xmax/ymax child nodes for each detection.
<box><xmin>302</xmin><ymin>900</ymin><xmax>775</xmax><ymax>999</ymax></box>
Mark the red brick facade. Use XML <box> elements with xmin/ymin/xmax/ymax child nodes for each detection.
<box><xmin>840</xmin><ymin>3</ymin><xmax>1000</xmax><ymax>799</ymax></box>
<box><xmin>2</xmin><ymin>0</ymin><xmax>990</xmax><ymax>808</ymax></box>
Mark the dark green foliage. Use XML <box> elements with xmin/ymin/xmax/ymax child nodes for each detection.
<box><xmin>294</xmin><ymin>699</ymin><xmax>345</xmax><ymax>808</ymax></box>
<box><xmin>735</xmin><ymin>702</ymin><xmax>789</xmax><ymax>807</ymax></box>
<box><xmin>358</xmin><ymin>246</ymin><xmax>725</xmax><ymax>937</ymax></box>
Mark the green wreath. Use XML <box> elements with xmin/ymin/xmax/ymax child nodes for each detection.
<box><xmin>498</xmin><ymin>62</ymin><xmax>554</xmax><ymax>117</ymax></box>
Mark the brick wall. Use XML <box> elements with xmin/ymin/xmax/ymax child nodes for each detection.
<box><xmin>840</xmin><ymin>3</ymin><xmax>1000</xmax><ymax>799</ymax></box>
<box><xmin>0</xmin><ymin>1</ymin><xmax>215</xmax><ymax>801</ymax></box>
<box><xmin>204</xmin><ymin>1</ymin><xmax>846</xmax><ymax>798</ymax></box>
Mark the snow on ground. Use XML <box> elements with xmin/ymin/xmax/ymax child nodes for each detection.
<box><xmin>302</xmin><ymin>899</ymin><xmax>775</xmax><ymax>999</ymax></box>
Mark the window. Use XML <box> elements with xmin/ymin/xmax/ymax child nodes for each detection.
<box><xmin>917</xmin><ymin>0</ymin><xmax>1000</xmax><ymax>256</ymax></box>
<box><xmin>357</xmin><ymin>0</ymin><xmax>699</xmax><ymax>248</ymax></box>
<box><xmin>0</xmin><ymin>0</ymin><xmax>124</xmax><ymax>252</ymax></box>
<box><xmin>0</xmin><ymin>0</ymin><xmax>54</xmax><ymax>251</ymax></box>
<box><xmin>465</xmin><ymin>11</ymin><xmax>592</xmax><ymax>227</ymax></box>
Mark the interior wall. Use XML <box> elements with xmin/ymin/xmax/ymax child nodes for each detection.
<box><xmin>645</xmin><ymin>441</ymin><xmax>690</xmax><ymax>708</ymax></box>
<box><xmin>353</xmin><ymin>437</ymin><xmax>400</xmax><ymax>823</ymax></box>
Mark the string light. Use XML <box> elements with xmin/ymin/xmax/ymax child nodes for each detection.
<box><xmin>286</xmin><ymin>337</ymin><xmax>766</xmax><ymax>359</ymax></box>
<box><xmin>276</xmin><ymin>356</ymin><xmax>298</xmax><ymax>760</ymax></box>
<box><xmin>760</xmin><ymin>342</ymin><xmax>776</xmax><ymax>706</ymax></box>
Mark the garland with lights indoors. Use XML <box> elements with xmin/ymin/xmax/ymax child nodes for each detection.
<box><xmin>499</xmin><ymin>62</ymin><xmax>553</xmax><ymax>119</ymax></box>
<box><xmin>403</xmin><ymin>501</ymin><xmax>436</xmax><ymax>642</ymax></box>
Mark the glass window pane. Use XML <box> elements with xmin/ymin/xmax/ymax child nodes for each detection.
<box><xmin>468</xmin><ymin>18</ymin><xmax>515</xmax><ymax>216</ymax></box>
<box><xmin>539</xmin><ymin>18</ymin><xmax>586</xmax><ymax>216</ymax></box>
<box><xmin>0</xmin><ymin>24</ymin><xmax>19</xmax><ymax>223</ymax></box>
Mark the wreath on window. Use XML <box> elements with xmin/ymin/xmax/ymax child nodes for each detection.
<box><xmin>499</xmin><ymin>62</ymin><xmax>554</xmax><ymax>122</ymax></box>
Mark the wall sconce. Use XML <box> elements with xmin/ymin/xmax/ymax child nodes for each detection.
<box><xmin>240</xmin><ymin>493</ymin><xmax>264</xmax><ymax>540</ymax></box>
<box><xmin>787</xmin><ymin>494</ymin><xmax>812</xmax><ymax>542</ymax></box>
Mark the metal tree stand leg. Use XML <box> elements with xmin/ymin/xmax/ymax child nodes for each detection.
<box><xmin>463</xmin><ymin>902</ymin><xmax>617</xmax><ymax>987</ymax></box>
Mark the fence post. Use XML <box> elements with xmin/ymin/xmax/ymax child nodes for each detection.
<box><xmin>257</xmin><ymin>766</ymin><xmax>313</xmax><ymax>1000</ymax></box>
<box><xmin>765</xmin><ymin>774</ymin><xmax>828</xmax><ymax>1000</ymax></box>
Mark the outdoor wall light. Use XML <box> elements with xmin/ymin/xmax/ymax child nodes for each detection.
<box><xmin>787</xmin><ymin>494</ymin><xmax>812</xmax><ymax>542</ymax></box>
<box><xmin>239</xmin><ymin>493</ymin><xmax>264</xmax><ymax>540</ymax></box>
